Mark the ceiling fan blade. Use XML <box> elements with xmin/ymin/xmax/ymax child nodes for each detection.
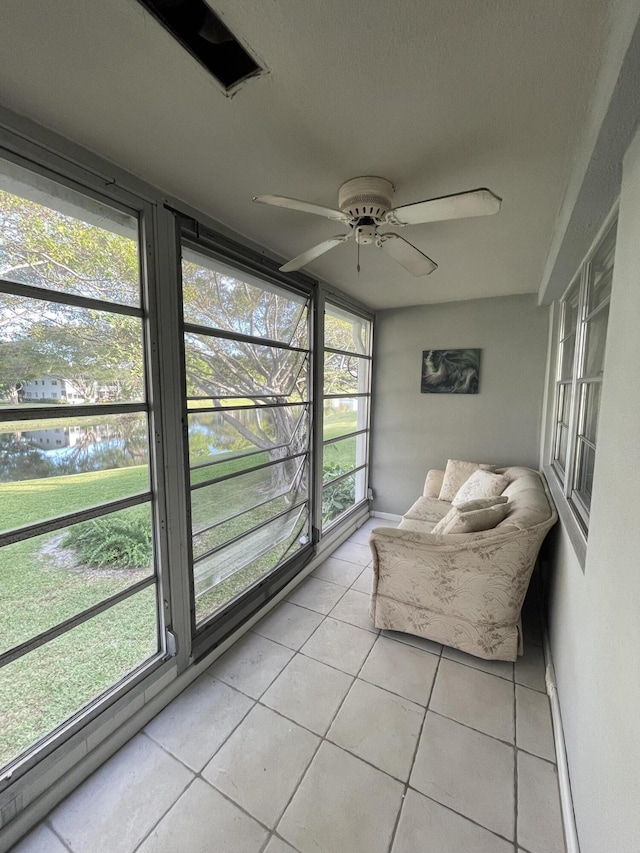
<box><xmin>378</xmin><ymin>233</ymin><xmax>437</xmax><ymax>276</ymax></box>
<box><xmin>386</xmin><ymin>188</ymin><xmax>501</xmax><ymax>226</ymax></box>
<box><xmin>253</xmin><ymin>194</ymin><xmax>351</xmax><ymax>222</ymax></box>
<box><xmin>280</xmin><ymin>234</ymin><xmax>351</xmax><ymax>273</ymax></box>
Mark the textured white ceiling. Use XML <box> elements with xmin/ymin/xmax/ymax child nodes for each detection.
<box><xmin>0</xmin><ymin>0</ymin><xmax>613</xmax><ymax>309</ymax></box>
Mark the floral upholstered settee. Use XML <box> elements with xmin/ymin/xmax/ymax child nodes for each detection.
<box><xmin>368</xmin><ymin>466</ymin><xmax>557</xmax><ymax>661</ymax></box>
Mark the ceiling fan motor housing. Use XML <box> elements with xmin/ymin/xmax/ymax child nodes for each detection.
<box><xmin>338</xmin><ymin>176</ymin><xmax>394</xmax><ymax>221</ymax></box>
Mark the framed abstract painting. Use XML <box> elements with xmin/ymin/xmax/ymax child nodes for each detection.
<box><xmin>421</xmin><ymin>349</ymin><xmax>481</xmax><ymax>394</ymax></box>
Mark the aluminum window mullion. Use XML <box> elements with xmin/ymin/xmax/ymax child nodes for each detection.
<box><xmin>0</xmin><ymin>277</ymin><xmax>143</xmax><ymax>317</ymax></box>
<box><xmin>190</xmin><ymin>450</ymin><xmax>308</xmax><ymax>491</ymax></box>
<box><xmin>0</xmin><ymin>401</ymin><xmax>147</xmax><ymax>424</ymax></box>
<box><xmin>322</xmin><ymin>392</ymin><xmax>371</xmax><ymax>400</ymax></box>
<box><xmin>323</xmin><ymin>345</ymin><xmax>372</xmax><ymax>361</ymax></box>
<box><xmin>322</xmin><ymin>463</ymin><xmax>367</xmax><ymax>489</ymax></box>
<box><xmin>563</xmin><ymin>267</ymin><xmax>587</xmax><ymax>498</ymax></box>
<box><xmin>0</xmin><ymin>491</ymin><xmax>152</xmax><ymax>548</ymax></box>
<box><xmin>0</xmin><ymin>576</ymin><xmax>157</xmax><ymax>668</ymax></box>
<box><xmin>322</xmin><ymin>427</ymin><xmax>369</xmax><ymax>447</ymax></box>
<box><xmin>183</xmin><ymin>321</ymin><xmax>310</xmax><ymax>354</ymax></box>
<box><xmin>186</xmin><ymin>399</ymin><xmax>308</xmax><ymax>412</ymax></box>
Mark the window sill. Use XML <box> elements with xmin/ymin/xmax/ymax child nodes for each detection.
<box><xmin>543</xmin><ymin>464</ymin><xmax>587</xmax><ymax>571</ymax></box>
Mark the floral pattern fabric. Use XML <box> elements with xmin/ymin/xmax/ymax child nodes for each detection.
<box><xmin>369</xmin><ymin>467</ymin><xmax>557</xmax><ymax>661</ymax></box>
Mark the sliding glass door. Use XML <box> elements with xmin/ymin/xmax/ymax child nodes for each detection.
<box><xmin>180</xmin><ymin>245</ymin><xmax>312</xmax><ymax>635</ymax></box>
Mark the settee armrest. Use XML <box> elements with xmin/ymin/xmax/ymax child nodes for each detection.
<box><xmin>368</xmin><ymin>522</ymin><xmax>553</xmax><ymax>624</ymax></box>
<box><xmin>423</xmin><ymin>469</ymin><xmax>445</xmax><ymax>498</ymax></box>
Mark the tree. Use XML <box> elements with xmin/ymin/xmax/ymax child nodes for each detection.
<box><xmin>182</xmin><ymin>261</ymin><xmax>309</xmax><ymax>495</ymax></box>
<box><xmin>0</xmin><ymin>188</ymin><xmax>144</xmax><ymax>403</ymax></box>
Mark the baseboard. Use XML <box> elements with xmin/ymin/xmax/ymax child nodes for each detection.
<box><xmin>371</xmin><ymin>511</ymin><xmax>402</xmax><ymax>521</ymax></box>
<box><xmin>543</xmin><ymin>630</ymin><xmax>581</xmax><ymax>853</ymax></box>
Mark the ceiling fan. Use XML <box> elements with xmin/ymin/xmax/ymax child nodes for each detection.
<box><xmin>253</xmin><ymin>176</ymin><xmax>501</xmax><ymax>276</ymax></box>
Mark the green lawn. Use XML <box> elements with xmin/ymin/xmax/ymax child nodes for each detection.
<box><xmin>0</xmin><ymin>410</ymin><xmax>361</xmax><ymax>769</ymax></box>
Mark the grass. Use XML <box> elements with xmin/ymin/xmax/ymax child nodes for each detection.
<box><xmin>0</xmin><ymin>409</ymin><xmax>362</xmax><ymax>769</ymax></box>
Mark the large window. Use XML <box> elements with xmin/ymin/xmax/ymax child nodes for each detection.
<box><xmin>322</xmin><ymin>304</ymin><xmax>372</xmax><ymax>529</ymax></box>
<box><xmin>552</xmin><ymin>215</ymin><xmax>616</xmax><ymax>531</ymax></box>
<box><xmin>180</xmin><ymin>247</ymin><xmax>312</xmax><ymax>632</ymax></box>
<box><xmin>0</xmin><ymin>161</ymin><xmax>163</xmax><ymax>773</ymax></box>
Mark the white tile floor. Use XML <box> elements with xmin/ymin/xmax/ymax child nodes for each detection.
<box><xmin>12</xmin><ymin>518</ymin><xmax>566</xmax><ymax>853</ymax></box>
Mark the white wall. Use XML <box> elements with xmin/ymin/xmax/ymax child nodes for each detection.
<box><xmin>370</xmin><ymin>294</ymin><xmax>549</xmax><ymax>513</ymax></box>
<box><xmin>545</xmin><ymin>124</ymin><xmax>640</xmax><ymax>853</ymax></box>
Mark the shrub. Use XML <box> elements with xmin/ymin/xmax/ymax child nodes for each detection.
<box><xmin>322</xmin><ymin>464</ymin><xmax>356</xmax><ymax>525</ymax></box>
<box><xmin>63</xmin><ymin>506</ymin><xmax>152</xmax><ymax>569</ymax></box>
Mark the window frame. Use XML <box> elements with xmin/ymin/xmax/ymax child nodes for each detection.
<box><xmin>0</xmin><ymin>147</ymin><xmax>173</xmax><ymax>786</ymax></box>
<box><xmin>551</xmin><ymin>207</ymin><xmax>617</xmax><ymax>534</ymax></box>
<box><xmin>320</xmin><ymin>301</ymin><xmax>373</xmax><ymax>533</ymax></box>
<box><xmin>176</xmin><ymin>224</ymin><xmax>319</xmax><ymax>660</ymax></box>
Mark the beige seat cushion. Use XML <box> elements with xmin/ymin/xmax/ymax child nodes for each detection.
<box><xmin>438</xmin><ymin>459</ymin><xmax>494</xmax><ymax>502</ymax></box>
<box><xmin>403</xmin><ymin>496</ymin><xmax>451</xmax><ymax>524</ymax></box>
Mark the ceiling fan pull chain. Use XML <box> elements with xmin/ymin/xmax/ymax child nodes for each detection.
<box><xmin>357</xmin><ymin>239</ymin><xmax>361</xmax><ymax>274</ymax></box>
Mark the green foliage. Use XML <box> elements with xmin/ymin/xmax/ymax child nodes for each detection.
<box><xmin>63</xmin><ymin>507</ymin><xmax>152</xmax><ymax>569</ymax></box>
<box><xmin>322</xmin><ymin>464</ymin><xmax>356</xmax><ymax>525</ymax></box>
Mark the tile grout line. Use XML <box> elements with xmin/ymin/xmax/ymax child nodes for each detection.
<box><xmin>385</xmin><ymin>644</ymin><xmax>443</xmax><ymax>853</ymax></box>
<box><xmin>513</xmin><ymin>675</ymin><xmax>520</xmax><ymax>852</ymax></box>
<box><xmin>268</xmin><ymin>607</ymin><xmax>380</xmax><ymax>844</ymax></box>
<box><xmin>44</xmin><ymin>819</ymin><xmax>74</xmax><ymax>853</ymax></box>
<box><xmin>131</xmin><ymin>770</ymin><xmax>197</xmax><ymax>852</ymax></box>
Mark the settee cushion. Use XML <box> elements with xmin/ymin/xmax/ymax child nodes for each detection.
<box><xmin>452</xmin><ymin>470</ymin><xmax>509</xmax><ymax>506</ymax></box>
<box><xmin>456</xmin><ymin>495</ymin><xmax>508</xmax><ymax>512</ymax></box>
<box><xmin>403</xmin><ymin>496</ymin><xmax>451</xmax><ymax>524</ymax></box>
<box><xmin>432</xmin><ymin>501</ymin><xmax>510</xmax><ymax>534</ymax></box>
<box><xmin>438</xmin><ymin>459</ymin><xmax>494</xmax><ymax>502</ymax></box>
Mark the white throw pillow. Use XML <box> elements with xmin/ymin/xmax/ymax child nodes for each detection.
<box><xmin>438</xmin><ymin>459</ymin><xmax>494</xmax><ymax>502</ymax></box>
<box><xmin>452</xmin><ymin>469</ymin><xmax>510</xmax><ymax>507</ymax></box>
<box><xmin>432</xmin><ymin>501</ymin><xmax>510</xmax><ymax>534</ymax></box>
<box><xmin>455</xmin><ymin>495</ymin><xmax>508</xmax><ymax>512</ymax></box>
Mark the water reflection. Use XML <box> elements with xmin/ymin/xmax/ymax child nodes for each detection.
<box><xmin>0</xmin><ymin>417</ymin><xmax>148</xmax><ymax>482</ymax></box>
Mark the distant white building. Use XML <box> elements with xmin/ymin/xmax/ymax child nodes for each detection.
<box><xmin>21</xmin><ymin>377</ymin><xmax>85</xmax><ymax>403</ymax></box>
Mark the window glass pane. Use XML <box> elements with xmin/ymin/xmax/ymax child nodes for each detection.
<box><xmin>324</xmin><ymin>306</ymin><xmax>370</xmax><ymax>355</ymax></box>
<box><xmin>323</xmin><ymin>352</ymin><xmax>370</xmax><ymax>395</ymax></box>
<box><xmin>555</xmin><ymin>424</ymin><xmax>568</xmax><ymax>472</ymax></box>
<box><xmin>184</xmin><ymin>333</ymin><xmax>308</xmax><ymax>400</ymax></box>
<box><xmin>0</xmin><ymin>586</ymin><xmax>158</xmax><ymax>771</ymax></box>
<box><xmin>560</xmin><ymin>332</ymin><xmax>575</xmax><ymax>380</ymax></box>
<box><xmin>0</xmin><ymin>413</ymin><xmax>149</xmax><ymax>534</ymax></box>
<box><xmin>323</xmin><ymin>397</ymin><xmax>369</xmax><ymax>441</ymax></box>
<box><xmin>574</xmin><ymin>440</ymin><xmax>596</xmax><ymax>509</ymax></box>
<box><xmin>0</xmin><ymin>293</ymin><xmax>145</xmax><ymax>405</ymax></box>
<box><xmin>587</xmin><ymin>221</ymin><xmax>616</xmax><ymax>314</ymax></box>
<box><xmin>322</xmin><ymin>468</ymin><xmax>367</xmax><ymax>527</ymax></box>
<box><xmin>563</xmin><ymin>284</ymin><xmax>580</xmax><ymax>336</ymax></box>
<box><xmin>0</xmin><ymin>162</ymin><xmax>140</xmax><ymax>307</ymax></box>
<box><xmin>556</xmin><ymin>383</ymin><xmax>572</xmax><ymax>426</ymax></box>
<box><xmin>191</xmin><ymin>458</ymin><xmax>307</xmax><ymax>558</ymax></box>
<box><xmin>322</xmin><ymin>435</ymin><xmax>368</xmax><ymax>484</ymax></box>
<box><xmin>581</xmin><ymin>383</ymin><xmax>601</xmax><ymax>444</ymax></box>
<box><xmin>187</xmin><ymin>405</ymin><xmax>307</xmax><ymax>469</ymax></box>
<box><xmin>1</xmin><ymin>504</ymin><xmax>155</xmax><ymax>655</ymax></box>
<box><xmin>583</xmin><ymin>303</ymin><xmax>609</xmax><ymax>378</ymax></box>
<box><xmin>194</xmin><ymin>506</ymin><xmax>307</xmax><ymax>614</ymax></box>
<box><xmin>182</xmin><ymin>251</ymin><xmax>308</xmax><ymax>347</ymax></box>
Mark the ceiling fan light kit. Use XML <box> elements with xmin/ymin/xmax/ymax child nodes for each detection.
<box><xmin>253</xmin><ymin>176</ymin><xmax>501</xmax><ymax>276</ymax></box>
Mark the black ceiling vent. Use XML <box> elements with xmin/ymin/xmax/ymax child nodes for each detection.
<box><xmin>137</xmin><ymin>0</ymin><xmax>262</xmax><ymax>92</ymax></box>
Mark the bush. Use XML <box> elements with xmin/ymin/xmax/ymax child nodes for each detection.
<box><xmin>322</xmin><ymin>464</ymin><xmax>356</xmax><ymax>525</ymax></box>
<box><xmin>63</xmin><ymin>506</ymin><xmax>152</xmax><ymax>569</ymax></box>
